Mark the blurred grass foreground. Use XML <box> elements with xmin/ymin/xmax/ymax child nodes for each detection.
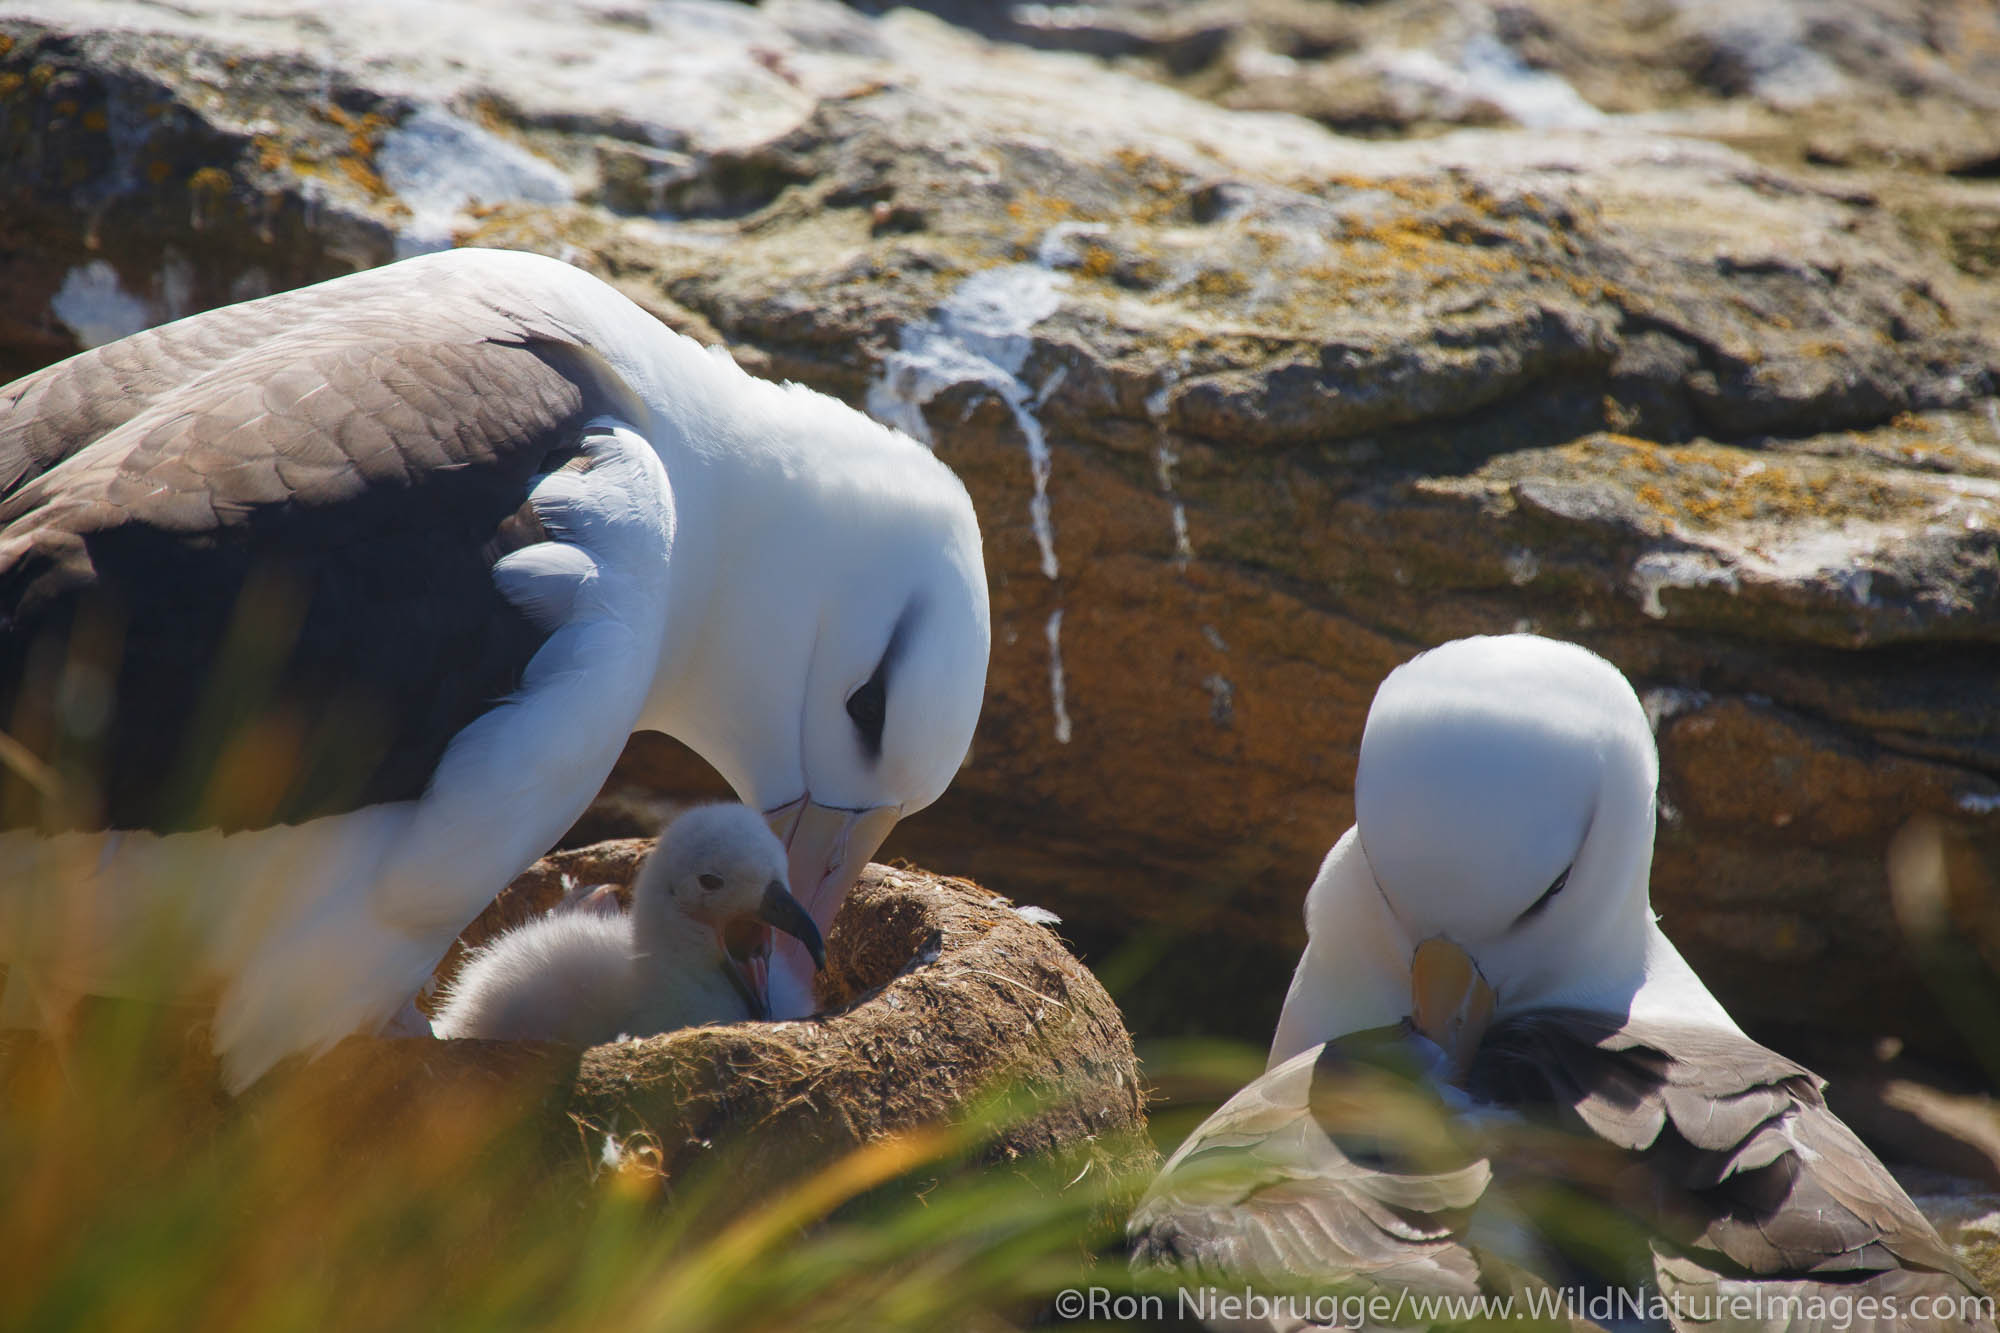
<box><xmin>0</xmin><ymin>826</ymin><xmax>1190</xmax><ymax>1333</ymax></box>
<box><xmin>0</xmin><ymin>980</ymin><xmax>1244</xmax><ymax>1332</ymax></box>
<box><xmin>10</xmin><ymin>816</ymin><xmax>2000</xmax><ymax>1331</ymax></box>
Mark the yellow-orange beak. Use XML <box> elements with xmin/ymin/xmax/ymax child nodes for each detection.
<box><xmin>1409</xmin><ymin>936</ymin><xmax>1496</xmax><ymax>1081</ymax></box>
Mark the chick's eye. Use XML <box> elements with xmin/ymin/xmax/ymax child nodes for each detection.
<box><xmin>846</xmin><ymin>665</ymin><xmax>887</xmax><ymax>760</ymax></box>
<box><xmin>1513</xmin><ymin>866</ymin><xmax>1571</xmax><ymax>928</ymax></box>
<box><xmin>698</xmin><ymin>873</ymin><xmax>724</xmax><ymax>892</ymax></box>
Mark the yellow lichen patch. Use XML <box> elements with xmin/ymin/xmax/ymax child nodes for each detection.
<box><xmin>81</xmin><ymin>107</ymin><xmax>107</xmax><ymax>132</ymax></box>
<box><xmin>27</xmin><ymin>63</ymin><xmax>53</xmax><ymax>92</ymax></box>
<box><xmin>0</xmin><ymin>73</ymin><xmax>23</xmax><ymax>99</ymax></box>
<box><xmin>1536</xmin><ymin>434</ymin><xmax>1920</xmax><ymax>532</ymax></box>
<box><xmin>1548</xmin><ymin>269</ymin><xmax>1628</xmax><ymax>305</ymax></box>
<box><xmin>1131</xmin><ymin>191</ymin><xmax>1189</xmax><ymax>226</ymax></box>
<box><xmin>303</xmin><ymin>103</ymin><xmax>394</xmax><ymax>198</ymax></box>
<box><xmin>1190</xmin><ymin>269</ymin><xmax>1249</xmax><ymax>299</ymax></box>
<box><xmin>1321</xmin><ymin>172</ymin><xmax>1384</xmax><ymax>193</ymax></box>
<box><xmin>236</xmin><ymin>107</ymin><xmax>395</xmax><ymax>199</ymax></box>
<box><xmin>468</xmin><ymin>95</ymin><xmax>510</xmax><ymax>131</ymax></box>
<box><xmin>336</xmin><ymin>152</ymin><xmax>384</xmax><ymax>195</ymax></box>
<box><xmin>1004</xmin><ymin>191</ymin><xmax>1075</xmax><ymax>225</ymax></box>
<box><xmin>189</xmin><ymin>166</ymin><xmax>231</xmax><ymax>195</ymax></box>
<box><xmin>1111</xmin><ymin>146</ymin><xmax>1184</xmax><ymax>195</ymax></box>
<box><xmin>1319</xmin><ymin>172</ymin><xmax>1454</xmax><ymax>211</ymax></box>
<box><xmin>1295</xmin><ymin>211</ymin><xmax>1531</xmax><ymax>300</ymax></box>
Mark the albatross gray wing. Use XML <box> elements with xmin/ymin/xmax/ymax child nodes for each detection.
<box><xmin>0</xmin><ymin>255</ymin><xmax>646</xmax><ymax>833</ymax></box>
<box><xmin>1467</xmin><ymin>1011</ymin><xmax>1991</xmax><ymax>1332</ymax></box>
<box><xmin>1</xmin><ymin>257</ymin><xmax>601</xmax><ymax>498</ymax></box>
<box><xmin>1130</xmin><ymin>1037</ymin><xmax>1495</xmax><ymax>1310</ymax></box>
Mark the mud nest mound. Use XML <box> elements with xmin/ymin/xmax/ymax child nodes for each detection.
<box><xmin>435</xmin><ymin>841</ymin><xmax>1154</xmax><ymax>1205</ymax></box>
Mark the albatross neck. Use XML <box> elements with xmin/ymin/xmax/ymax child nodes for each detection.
<box><xmin>611</xmin><ymin>321</ymin><xmax>839</xmax><ymax>733</ymax></box>
<box><xmin>629</xmin><ymin>892</ymin><xmax>724</xmax><ymax>974</ymax></box>
<box><xmin>1632</xmin><ymin>922</ymin><xmax>1743</xmax><ymax>1032</ymax></box>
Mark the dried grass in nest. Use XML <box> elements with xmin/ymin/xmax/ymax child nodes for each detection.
<box><xmin>434</xmin><ymin>843</ymin><xmax>1154</xmax><ymax>1213</ymax></box>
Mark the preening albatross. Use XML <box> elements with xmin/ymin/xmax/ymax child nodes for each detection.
<box><xmin>1130</xmin><ymin>635</ymin><xmax>1989</xmax><ymax>1332</ymax></box>
<box><xmin>0</xmin><ymin>247</ymin><xmax>989</xmax><ymax>1089</ymax></box>
<box><xmin>431</xmin><ymin>803</ymin><xmax>825</xmax><ymax>1044</ymax></box>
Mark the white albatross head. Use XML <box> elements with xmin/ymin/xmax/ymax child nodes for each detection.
<box><xmin>631</xmin><ymin>354</ymin><xmax>990</xmax><ymax>1021</ymax></box>
<box><xmin>1269</xmin><ymin>634</ymin><xmax>1736</xmax><ymax>1073</ymax></box>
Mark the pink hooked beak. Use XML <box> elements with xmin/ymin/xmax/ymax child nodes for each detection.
<box><xmin>759</xmin><ymin>797</ymin><xmax>901</xmax><ymax>1018</ymax></box>
<box><xmin>719</xmin><ymin>879</ymin><xmax>827</xmax><ymax>1021</ymax></box>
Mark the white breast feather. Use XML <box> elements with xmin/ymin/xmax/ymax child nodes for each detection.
<box><xmin>431</xmin><ymin>909</ymin><xmax>750</xmax><ymax>1044</ymax></box>
<box><xmin>432</xmin><ymin>912</ymin><xmax>641</xmax><ymax>1045</ymax></box>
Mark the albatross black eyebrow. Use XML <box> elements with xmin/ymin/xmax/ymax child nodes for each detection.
<box><xmin>1512</xmin><ymin>866</ymin><xmax>1571</xmax><ymax>929</ymax></box>
<box><xmin>846</xmin><ymin>661</ymin><xmax>888</xmax><ymax>759</ymax></box>
<box><xmin>845</xmin><ymin>598</ymin><xmax>924</xmax><ymax>762</ymax></box>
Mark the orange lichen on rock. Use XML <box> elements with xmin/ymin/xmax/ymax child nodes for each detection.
<box><xmin>1532</xmin><ymin>434</ymin><xmax>1921</xmax><ymax>532</ymax></box>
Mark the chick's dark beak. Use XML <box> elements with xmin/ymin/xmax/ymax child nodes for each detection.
<box><xmin>756</xmin><ymin>880</ymin><xmax>826</xmax><ymax>972</ymax></box>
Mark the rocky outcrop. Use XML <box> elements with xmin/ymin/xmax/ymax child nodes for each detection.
<box><xmin>934</xmin><ymin>0</ymin><xmax>2000</xmax><ymax>177</ymax></box>
<box><xmin>3</xmin><ymin>0</ymin><xmax>1998</xmax><ymax>1058</ymax></box>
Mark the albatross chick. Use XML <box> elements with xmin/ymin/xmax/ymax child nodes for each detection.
<box><xmin>432</xmin><ymin>805</ymin><xmax>824</xmax><ymax>1044</ymax></box>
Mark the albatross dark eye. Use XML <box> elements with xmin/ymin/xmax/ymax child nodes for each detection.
<box><xmin>1513</xmin><ymin>866</ymin><xmax>1571</xmax><ymax>928</ymax></box>
<box><xmin>698</xmin><ymin>873</ymin><xmax>724</xmax><ymax>892</ymax></box>
<box><xmin>845</xmin><ymin>662</ymin><xmax>888</xmax><ymax>760</ymax></box>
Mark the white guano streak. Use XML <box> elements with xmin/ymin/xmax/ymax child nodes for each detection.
<box><xmin>51</xmin><ymin>261</ymin><xmax>153</xmax><ymax>348</ymax></box>
<box><xmin>866</xmin><ymin>258</ymin><xmax>1074</xmax><ymax>581</ymax></box>
<box><xmin>1045</xmin><ymin>609</ymin><xmax>1073</xmax><ymax>745</ymax></box>
<box><xmin>867</xmin><ymin>241</ymin><xmax>1091</xmax><ymax>743</ymax></box>
<box><xmin>1147</xmin><ymin>371</ymin><xmax>1192</xmax><ymax>569</ymax></box>
<box><xmin>377</xmin><ymin>106</ymin><xmax>573</xmax><ymax>257</ymax></box>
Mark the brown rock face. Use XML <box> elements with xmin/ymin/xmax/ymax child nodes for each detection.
<box><xmin>5</xmin><ymin>0</ymin><xmax>1999</xmax><ymax>1059</ymax></box>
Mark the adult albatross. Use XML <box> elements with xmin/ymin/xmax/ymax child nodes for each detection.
<box><xmin>1130</xmin><ymin>635</ymin><xmax>1989</xmax><ymax>1331</ymax></box>
<box><xmin>0</xmin><ymin>247</ymin><xmax>989</xmax><ymax>1089</ymax></box>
